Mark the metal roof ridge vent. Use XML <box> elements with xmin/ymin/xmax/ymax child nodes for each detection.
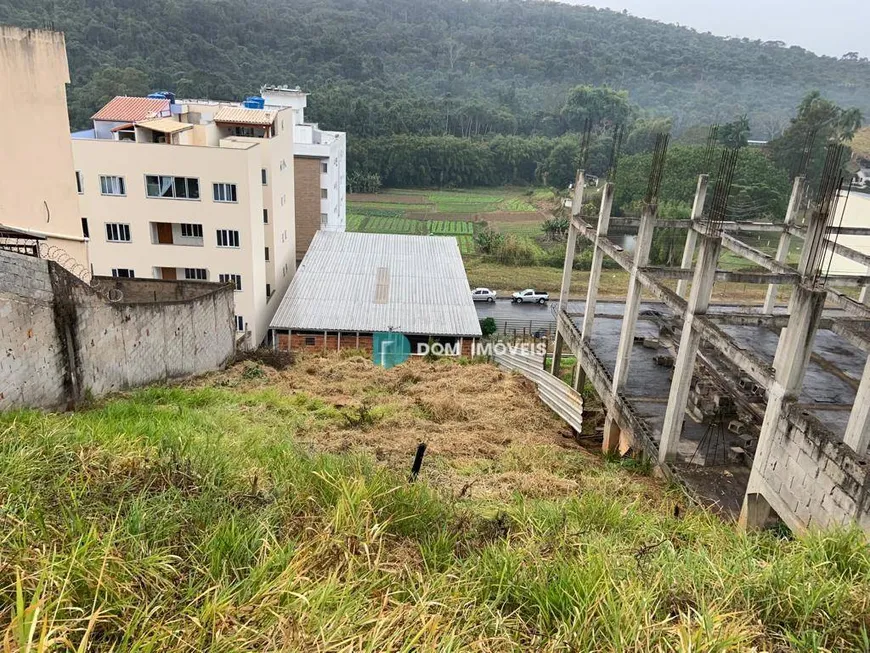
<box><xmin>374</xmin><ymin>266</ymin><xmax>390</xmax><ymax>304</ymax></box>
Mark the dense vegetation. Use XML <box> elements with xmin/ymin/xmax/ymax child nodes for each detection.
<box><xmin>3</xmin><ymin>0</ymin><xmax>870</xmax><ymax>135</ymax></box>
<box><xmin>2</xmin><ymin>357</ymin><xmax>870</xmax><ymax>650</ymax></box>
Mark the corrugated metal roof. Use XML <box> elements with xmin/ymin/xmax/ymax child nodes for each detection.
<box><xmin>137</xmin><ymin>118</ymin><xmax>194</xmax><ymax>134</ymax></box>
<box><xmin>213</xmin><ymin>106</ymin><xmax>277</xmax><ymax>126</ymax></box>
<box><xmin>91</xmin><ymin>96</ymin><xmax>170</xmax><ymax>122</ymax></box>
<box><xmin>270</xmin><ymin>232</ymin><xmax>482</xmax><ymax>337</ymax></box>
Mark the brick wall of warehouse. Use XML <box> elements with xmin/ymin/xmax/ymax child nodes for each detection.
<box><xmin>294</xmin><ymin>156</ymin><xmax>322</xmax><ymax>262</ymax></box>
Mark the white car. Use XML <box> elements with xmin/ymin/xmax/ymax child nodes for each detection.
<box><xmin>471</xmin><ymin>287</ymin><xmax>497</xmax><ymax>302</ymax></box>
<box><xmin>512</xmin><ymin>288</ymin><xmax>549</xmax><ymax>304</ymax></box>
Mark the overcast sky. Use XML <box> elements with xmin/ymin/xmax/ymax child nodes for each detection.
<box><xmin>560</xmin><ymin>0</ymin><xmax>864</xmax><ymax>59</ymax></box>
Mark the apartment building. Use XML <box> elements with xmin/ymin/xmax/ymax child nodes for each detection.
<box><xmin>0</xmin><ymin>26</ymin><xmax>88</xmax><ymax>262</ymax></box>
<box><xmin>260</xmin><ymin>85</ymin><xmax>346</xmax><ymax>263</ymax></box>
<box><xmin>73</xmin><ymin>95</ymin><xmax>297</xmax><ymax>347</ymax></box>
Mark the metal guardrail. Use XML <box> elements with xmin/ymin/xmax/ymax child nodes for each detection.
<box><xmin>494</xmin><ymin>350</ymin><xmax>583</xmax><ymax>433</ymax></box>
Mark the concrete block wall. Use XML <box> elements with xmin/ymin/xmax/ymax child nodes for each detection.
<box><xmin>0</xmin><ymin>250</ymin><xmax>68</xmax><ymax>408</ymax></box>
<box><xmin>759</xmin><ymin>403</ymin><xmax>870</xmax><ymax>531</ymax></box>
<box><xmin>0</xmin><ymin>248</ymin><xmax>236</xmax><ymax>410</ymax></box>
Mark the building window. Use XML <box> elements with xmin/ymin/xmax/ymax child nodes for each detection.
<box><xmin>75</xmin><ymin>171</ymin><xmax>84</xmax><ymax>194</ymax></box>
<box><xmin>321</xmin><ymin>188</ymin><xmax>328</xmax><ymax>199</ymax></box>
<box><xmin>105</xmin><ymin>223</ymin><xmax>131</xmax><ymax>242</ymax></box>
<box><xmin>265</xmin><ymin>246</ymin><xmax>270</xmax><ymax>261</ymax></box>
<box><xmin>81</xmin><ymin>218</ymin><xmax>90</xmax><ymax>239</ymax></box>
<box><xmin>263</xmin><ymin>208</ymin><xmax>268</xmax><ymax>224</ymax></box>
<box><xmin>261</xmin><ymin>169</ymin><xmax>267</xmax><ymax>185</ymax></box>
<box><xmin>112</xmin><ymin>268</ymin><xmax>135</xmax><ymax>278</ymax></box>
<box><xmin>266</xmin><ymin>283</ymin><xmax>271</xmax><ymax>297</ymax></box>
<box><xmin>219</xmin><ymin>273</ymin><xmax>242</xmax><ymax>291</ymax></box>
<box><xmin>304</xmin><ymin>336</ymin><xmax>316</xmax><ymax>346</ymax></box>
<box><xmin>235</xmin><ymin>316</ymin><xmax>245</xmax><ymax>332</ymax></box>
<box><xmin>184</xmin><ymin>268</ymin><xmax>207</xmax><ymax>280</ymax></box>
<box><xmin>145</xmin><ymin>175</ymin><xmax>199</xmax><ymax>200</ymax></box>
<box><xmin>321</xmin><ymin>161</ymin><xmax>328</xmax><ymax>174</ymax></box>
<box><xmin>321</xmin><ymin>213</ymin><xmax>328</xmax><ymax>227</ymax></box>
<box><xmin>180</xmin><ymin>223</ymin><xmax>203</xmax><ymax>238</ymax></box>
<box><xmin>99</xmin><ymin>175</ymin><xmax>126</xmax><ymax>196</ymax></box>
<box><xmin>216</xmin><ymin>229</ymin><xmax>240</xmax><ymax>248</ymax></box>
<box><xmin>213</xmin><ymin>183</ymin><xmax>237</xmax><ymax>203</ymax></box>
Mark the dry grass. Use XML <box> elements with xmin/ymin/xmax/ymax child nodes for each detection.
<box><xmin>198</xmin><ymin>354</ymin><xmax>607</xmax><ymax>501</ymax></box>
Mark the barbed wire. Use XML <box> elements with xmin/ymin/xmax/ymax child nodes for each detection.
<box><xmin>37</xmin><ymin>242</ymin><xmax>123</xmax><ymax>302</ymax></box>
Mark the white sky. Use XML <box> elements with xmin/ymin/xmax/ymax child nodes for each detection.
<box><xmin>559</xmin><ymin>0</ymin><xmax>864</xmax><ymax>58</ymax></box>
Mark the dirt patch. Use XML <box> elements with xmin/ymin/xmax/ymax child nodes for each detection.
<box><xmin>348</xmin><ymin>193</ymin><xmax>430</xmax><ymax>204</ymax></box>
<box><xmin>198</xmin><ymin>353</ymin><xmax>604</xmax><ymax>500</ymax></box>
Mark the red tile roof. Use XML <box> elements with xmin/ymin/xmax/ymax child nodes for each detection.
<box><xmin>91</xmin><ymin>96</ymin><xmax>170</xmax><ymax>122</ymax></box>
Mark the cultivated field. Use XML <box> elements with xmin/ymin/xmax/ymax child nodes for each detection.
<box><xmin>347</xmin><ymin>187</ymin><xmax>554</xmax><ymax>256</ymax></box>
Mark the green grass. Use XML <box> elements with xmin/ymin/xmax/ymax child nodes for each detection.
<box><xmin>2</xmin><ymin>379</ymin><xmax>870</xmax><ymax>650</ymax></box>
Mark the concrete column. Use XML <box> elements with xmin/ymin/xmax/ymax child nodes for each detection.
<box><xmin>740</xmin><ymin>285</ymin><xmax>826</xmax><ymax>530</ymax></box>
<box><xmin>581</xmin><ymin>182</ymin><xmax>615</xmax><ymax>341</ymax></box>
<box><xmin>612</xmin><ymin>205</ymin><xmax>656</xmax><ymax>391</ymax></box>
<box><xmin>551</xmin><ymin>171</ymin><xmax>586</xmax><ymax>377</ymax></box>
<box><xmin>676</xmin><ymin>175</ymin><xmax>708</xmax><ymax>298</ymax></box>
<box><xmin>763</xmin><ymin>176</ymin><xmax>805</xmax><ymax>313</ymax></box>
<box><xmin>844</xmin><ymin>356</ymin><xmax>870</xmax><ymax>454</ymax></box>
<box><xmin>549</xmin><ymin>332</ymin><xmax>564</xmax><ymax>376</ymax></box>
<box><xmin>602</xmin><ymin>413</ymin><xmax>621</xmax><ymax>453</ymax></box>
<box><xmin>658</xmin><ymin>234</ymin><xmax>722</xmax><ymax>462</ymax></box>
<box><xmin>860</xmin><ymin>266</ymin><xmax>870</xmax><ymax>306</ymax></box>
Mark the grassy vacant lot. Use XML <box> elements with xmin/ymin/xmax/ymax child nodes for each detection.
<box><xmin>2</xmin><ymin>354</ymin><xmax>870</xmax><ymax>650</ymax></box>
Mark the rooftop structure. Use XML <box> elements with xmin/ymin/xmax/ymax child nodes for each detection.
<box><xmin>270</xmin><ymin>231</ymin><xmax>481</xmax><ymax>353</ymax></box>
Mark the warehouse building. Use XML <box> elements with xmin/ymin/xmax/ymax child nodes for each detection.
<box><xmin>269</xmin><ymin>231</ymin><xmax>481</xmax><ymax>356</ymax></box>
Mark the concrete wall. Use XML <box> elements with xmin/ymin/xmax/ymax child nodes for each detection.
<box><xmin>753</xmin><ymin>403</ymin><xmax>870</xmax><ymax>532</ymax></box>
<box><xmin>0</xmin><ymin>249</ymin><xmax>235</xmax><ymax>410</ymax></box>
<box><xmin>0</xmin><ymin>26</ymin><xmax>87</xmax><ymax>262</ymax></box>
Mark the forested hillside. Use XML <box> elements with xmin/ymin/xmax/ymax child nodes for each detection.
<box><xmin>2</xmin><ymin>0</ymin><xmax>870</xmax><ymax>135</ymax></box>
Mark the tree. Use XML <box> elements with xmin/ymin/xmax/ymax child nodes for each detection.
<box><xmin>768</xmin><ymin>91</ymin><xmax>864</xmax><ymax>179</ymax></box>
<box><xmin>719</xmin><ymin>115</ymin><xmax>750</xmax><ymax>148</ymax></box>
<box><xmin>561</xmin><ymin>86</ymin><xmax>633</xmax><ymax>132</ymax></box>
<box><xmin>479</xmin><ymin>317</ymin><xmax>497</xmax><ymax>338</ymax></box>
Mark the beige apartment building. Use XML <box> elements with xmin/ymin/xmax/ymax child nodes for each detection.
<box><xmin>0</xmin><ymin>26</ymin><xmax>88</xmax><ymax>262</ymax></box>
<box><xmin>73</xmin><ymin>96</ymin><xmax>297</xmax><ymax>346</ymax></box>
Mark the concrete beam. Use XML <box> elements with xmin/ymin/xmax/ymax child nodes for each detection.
<box><xmin>720</xmin><ymin>233</ymin><xmax>794</xmax><ymax>275</ymax></box>
<box><xmin>643</xmin><ymin>266</ymin><xmax>800</xmax><ymax>285</ymax></box>
<box><xmin>787</xmin><ymin>224</ymin><xmax>870</xmax><ymax>272</ymax></box>
<box><xmin>830</xmin><ymin>320</ymin><xmax>870</xmax><ymax>353</ymax></box>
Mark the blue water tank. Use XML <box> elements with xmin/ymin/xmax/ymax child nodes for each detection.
<box><xmin>243</xmin><ymin>96</ymin><xmax>265</xmax><ymax>109</ymax></box>
<box><xmin>147</xmin><ymin>91</ymin><xmax>176</xmax><ymax>104</ymax></box>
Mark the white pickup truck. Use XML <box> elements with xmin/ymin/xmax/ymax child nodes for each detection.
<box><xmin>511</xmin><ymin>288</ymin><xmax>549</xmax><ymax>304</ymax></box>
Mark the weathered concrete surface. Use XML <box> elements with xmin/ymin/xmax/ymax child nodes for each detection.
<box><xmin>0</xmin><ymin>248</ymin><xmax>236</xmax><ymax>410</ymax></box>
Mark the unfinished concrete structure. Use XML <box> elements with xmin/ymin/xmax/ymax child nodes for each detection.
<box><xmin>551</xmin><ymin>142</ymin><xmax>870</xmax><ymax>534</ymax></box>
